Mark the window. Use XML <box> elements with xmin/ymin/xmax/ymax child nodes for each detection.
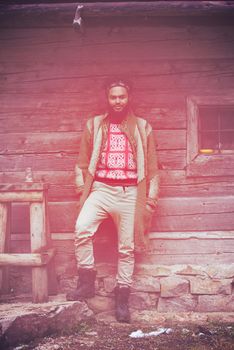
<box><xmin>187</xmin><ymin>95</ymin><xmax>234</xmax><ymax>177</ymax></box>
<box><xmin>199</xmin><ymin>106</ymin><xmax>234</xmax><ymax>154</ymax></box>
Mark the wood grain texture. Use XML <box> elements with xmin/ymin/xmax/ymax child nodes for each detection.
<box><xmin>1</xmin><ymin>18</ymin><xmax>234</xmax><ymax>272</ymax></box>
<box><xmin>0</xmin><ymin>249</ymin><xmax>55</xmax><ymax>267</ymax></box>
<box><xmin>136</xmin><ymin>252</ymin><xmax>234</xmax><ymax>265</ymax></box>
<box><xmin>30</xmin><ymin>201</ymin><xmax>49</xmax><ymax>302</ymax></box>
<box><xmin>0</xmin><ymin>130</ymin><xmax>185</xmax><ymax>155</ymax></box>
<box><xmin>45</xmin><ymin>196</ymin><xmax>234</xmax><ymax>233</ymax></box>
<box><xmin>2</xmin><ymin>2</ymin><xmax>234</xmax><ymax>18</ymax></box>
<box><xmin>0</xmin><ymin>203</ymin><xmax>10</xmax><ymax>293</ymax></box>
<box><xmin>187</xmin><ymin>154</ymin><xmax>234</xmax><ymax>177</ymax></box>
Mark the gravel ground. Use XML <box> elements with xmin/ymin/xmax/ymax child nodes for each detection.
<box><xmin>11</xmin><ymin>320</ymin><xmax>234</xmax><ymax>350</ymax></box>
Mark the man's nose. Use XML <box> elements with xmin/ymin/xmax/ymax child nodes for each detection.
<box><xmin>116</xmin><ymin>98</ymin><xmax>121</xmax><ymax>103</ymax></box>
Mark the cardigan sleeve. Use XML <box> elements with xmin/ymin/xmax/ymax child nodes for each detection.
<box><xmin>75</xmin><ymin>120</ymin><xmax>92</xmax><ymax>195</ymax></box>
<box><xmin>146</xmin><ymin>127</ymin><xmax>160</xmax><ymax>209</ymax></box>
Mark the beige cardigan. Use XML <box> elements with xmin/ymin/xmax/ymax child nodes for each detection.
<box><xmin>75</xmin><ymin>111</ymin><xmax>160</xmax><ymax>251</ymax></box>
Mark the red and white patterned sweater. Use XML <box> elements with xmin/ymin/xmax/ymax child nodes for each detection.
<box><xmin>95</xmin><ymin>123</ymin><xmax>137</xmax><ymax>184</ymax></box>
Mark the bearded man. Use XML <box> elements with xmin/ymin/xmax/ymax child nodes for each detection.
<box><xmin>66</xmin><ymin>79</ymin><xmax>159</xmax><ymax>323</ymax></box>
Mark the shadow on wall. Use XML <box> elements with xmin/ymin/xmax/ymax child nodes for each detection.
<box><xmin>94</xmin><ymin>218</ymin><xmax>118</xmax><ymax>264</ymax></box>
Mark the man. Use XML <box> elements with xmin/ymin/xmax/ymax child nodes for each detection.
<box><xmin>66</xmin><ymin>79</ymin><xmax>159</xmax><ymax>323</ymax></box>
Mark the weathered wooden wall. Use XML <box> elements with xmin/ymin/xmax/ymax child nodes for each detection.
<box><xmin>1</xmin><ymin>11</ymin><xmax>234</xmax><ymax>292</ymax></box>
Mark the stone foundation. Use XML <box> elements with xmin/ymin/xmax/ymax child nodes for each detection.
<box><xmin>61</xmin><ymin>263</ymin><xmax>234</xmax><ymax>313</ymax></box>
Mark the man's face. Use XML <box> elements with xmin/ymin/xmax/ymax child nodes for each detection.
<box><xmin>107</xmin><ymin>86</ymin><xmax>129</xmax><ymax>114</ymax></box>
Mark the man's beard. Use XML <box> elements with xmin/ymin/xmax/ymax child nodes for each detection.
<box><xmin>108</xmin><ymin>104</ymin><xmax>129</xmax><ymax>121</ymax></box>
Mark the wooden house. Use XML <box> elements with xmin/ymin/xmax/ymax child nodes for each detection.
<box><xmin>0</xmin><ymin>1</ymin><xmax>234</xmax><ymax>312</ymax></box>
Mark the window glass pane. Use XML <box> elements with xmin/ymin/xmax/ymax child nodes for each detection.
<box><xmin>220</xmin><ymin>109</ymin><xmax>234</xmax><ymax>130</ymax></box>
<box><xmin>220</xmin><ymin>131</ymin><xmax>234</xmax><ymax>149</ymax></box>
<box><xmin>200</xmin><ymin>131</ymin><xmax>219</xmax><ymax>150</ymax></box>
<box><xmin>199</xmin><ymin>107</ymin><xmax>219</xmax><ymax>130</ymax></box>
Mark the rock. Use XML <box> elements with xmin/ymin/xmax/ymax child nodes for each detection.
<box><xmin>59</xmin><ymin>276</ymin><xmax>77</xmax><ymax>293</ymax></box>
<box><xmin>0</xmin><ymin>298</ymin><xmax>94</xmax><ymax>348</ymax></box>
<box><xmin>103</xmin><ymin>276</ymin><xmax>116</xmax><ymax>293</ymax></box>
<box><xmin>96</xmin><ymin>263</ymin><xmax>116</xmax><ymax>278</ymax></box>
<box><xmin>86</xmin><ymin>295</ymin><xmax>114</xmax><ymax>314</ymax></box>
<box><xmin>158</xmin><ymin>295</ymin><xmax>198</xmax><ymax>312</ymax></box>
<box><xmin>95</xmin><ymin>311</ymin><xmax>116</xmax><ymax>324</ymax></box>
<box><xmin>205</xmin><ymin>264</ymin><xmax>234</xmax><ymax>279</ymax></box>
<box><xmin>131</xmin><ymin>310</ymin><xmax>166</xmax><ymax>325</ymax></box>
<box><xmin>135</xmin><ymin>264</ymin><xmax>171</xmax><ymax>277</ymax></box>
<box><xmin>197</xmin><ymin>295</ymin><xmax>234</xmax><ymax>312</ymax></box>
<box><xmin>207</xmin><ymin>312</ymin><xmax>234</xmax><ymax>323</ymax></box>
<box><xmin>135</xmin><ymin>264</ymin><xmax>207</xmax><ymax>277</ymax></box>
<box><xmin>132</xmin><ymin>276</ymin><xmax>160</xmax><ymax>293</ymax></box>
<box><xmin>99</xmin><ymin>309</ymin><xmax>234</xmax><ymax>325</ymax></box>
<box><xmin>160</xmin><ymin>276</ymin><xmax>189</xmax><ymax>297</ymax></box>
<box><xmin>168</xmin><ymin>312</ymin><xmax>208</xmax><ymax>324</ymax></box>
<box><xmin>174</xmin><ymin>265</ymin><xmax>205</xmax><ymax>276</ymax></box>
<box><xmin>130</xmin><ymin>292</ymin><xmax>157</xmax><ymax>310</ymax></box>
<box><xmin>190</xmin><ymin>277</ymin><xmax>232</xmax><ymax>295</ymax></box>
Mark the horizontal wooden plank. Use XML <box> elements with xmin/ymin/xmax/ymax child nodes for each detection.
<box><xmin>158</xmin><ymin>150</ymin><xmax>186</xmax><ymax>170</ymax></box>
<box><xmin>0</xmin><ymin>90</ymin><xmax>185</xmax><ymax>110</ymax></box>
<box><xmin>1</xmin><ymin>25</ymin><xmax>234</xmax><ymax>48</ymax></box>
<box><xmin>2</xmin><ymin>56</ymin><xmax>232</xmax><ymax>86</ymax></box>
<box><xmin>0</xmin><ymin>249</ymin><xmax>55</xmax><ymax>267</ymax></box>
<box><xmin>10</xmin><ymin>230</ymin><xmax>234</xmax><ymax>242</ymax></box>
<box><xmin>10</xmin><ymin>196</ymin><xmax>234</xmax><ymax>234</ymax></box>
<box><xmin>2</xmin><ymin>2</ymin><xmax>234</xmax><ymax>21</ymax></box>
<box><xmin>0</xmin><ymin>183</ymin><xmax>47</xmax><ymax>191</ymax></box>
<box><xmin>2</xmin><ymin>169</ymin><xmax>234</xmax><ymax>194</ymax></box>
<box><xmin>156</xmin><ymin>196</ymin><xmax>234</xmax><ymax>216</ymax></box>
<box><xmin>0</xmin><ymin>106</ymin><xmax>89</xmax><ymax>133</ymax></box>
<box><xmin>48</xmin><ymin>202</ymin><xmax>78</xmax><ymax>234</ymax></box>
<box><xmin>0</xmin><ymin>95</ymin><xmax>186</xmax><ymax>132</ymax></box>
<box><xmin>2</xmin><ymin>26</ymin><xmax>234</xmax><ymax>63</ymax></box>
<box><xmin>153</xmin><ymin>213</ymin><xmax>234</xmax><ymax>232</ymax></box>
<box><xmin>161</xmin><ymin>182</ymin><xmax>234</xmax><ymax>197</ymax></box>
<box><xmin>0</xmin><ymin>129</ymin><xmax>185</xmax><ymax>155</ymax></box>
<box><xmin>3</xmin><ymin>51</ymin><xmax>233</xmax><ymax>89</ymax></box>
<box><xmin>0</xmin><ymin>172</ymin><xmax>77</xmax><ymax>201</ymax></box>
<box><xmin>2</xmin><ymin>71</ymin><xmax>233</xmax><ymax>98</ymax></box>
<box><xmin>0</xmin><ymin>171</ymin><xmax>74</xmax><ymax>184</ymax></box>
<box><xmin>0</xmin><ymin>151</ymin><xmax>185</xmax><ymax>173</ymax></box>
<box><xmin>136</xmin><ymin>252</ymin><xmax>234</xmax><ymax>265</ymax></box>
<box><xmin>51</xmin><ymin>238</ymin><xmax>234</xmax><ymax>265</ymax></box>
<box><xmin>154</xmin><ymin>130</ymin><xmax>186</xmax><ymax>150</ymax></box>
<box><xmin>148</xmin><ymin>239</ymin><xmax>234</xmax><ymax>255</ymax></box>
<box><xmin>50</xmin><ymin>238</ymin><xmax>234</xmax><ymax>266</ymax></box>
<box><xmin>9</xmin><ymin>193</ymin><xmax>234</xmax><ymax>235</ymax></box>
<box><xmin>161</xmin><ymin>170</ymin><xmax>234</xmax><ymax>185</ymax></box>
<box><xmin>11</xmin><ymin>238</ymin><xmax>233</xmax><ymax>266</ymax></box>
<box><xmin>0</xmin><ymin>107</ymin><xmax>186</xmax><ymax>132</ymax></box>
<box><xmin>0</xmin><ymin>112</ymin><xmax>86</xmax><ymax>133</ymax></box>
<box><xmin>11</xmin><ymin>204</ymin><xmax>30</xmax><ymax>234</ymax></box>
<box><xmin>160</xmin><ymin>170</ymin><xmax>234</xmax><ymax>196</ymax></box>
<box><xmin>9</xmin><ymin>181</ymin><xmax>234</xmax><ymax>203</ymax></box>
<box><xmin>0</xmin><ymin>154</ymin><xmax>77</xmax><ymax>172</ymax></box>
<box><xmin>46</xmin><ymin>196</ymin><xmax>234</xmax><ymax>233</ymax></box>
<box><xmin>0</xmin><ymin>192</ymin><xmax>43</xmax><ymax>203</ymax></box>
<box><xmin>187</xmin><ymin>154</ymin><xmax>234</xmax><ymax>177</ymax></box>
<box><xmin>137</xmin><ymin>105</ymin><xmax>186</xmax><ymax>130</ymax></box>
<box><xmin>0</xmin><ymin>132</ymin><xmax>81</xmax><ymax>155</ymax></box>
<box><xmin>0</xmin><ymin>96</ymin><xmax>96</xmax><ymax>110</ymax></box>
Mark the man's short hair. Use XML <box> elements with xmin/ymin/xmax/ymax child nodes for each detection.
<box><xmin>104</xmin><ymin>77</ymin><xmax>132</xmax><ymax>94</ymax></box>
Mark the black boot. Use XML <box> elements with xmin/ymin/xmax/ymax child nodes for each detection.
<box><xmin>114</xmin><ymin>285</ymin><xmax>131</xmax><ymax>323</ymax></box>
<box><xmin>66</xmin><ymin>268</ymin><xmax>96</xmax><ymax>301</ymax></box>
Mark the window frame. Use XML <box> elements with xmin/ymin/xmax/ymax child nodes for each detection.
<box><xmin>186</xmin><ymin>95</ymin><xmax>234</xmax><ymax>177</ymax></box>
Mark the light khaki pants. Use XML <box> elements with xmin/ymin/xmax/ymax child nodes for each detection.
<box><xmin>74</xmin><ymin>181</ymin><xmax>137</xmax><ymax>286</ymax></box>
